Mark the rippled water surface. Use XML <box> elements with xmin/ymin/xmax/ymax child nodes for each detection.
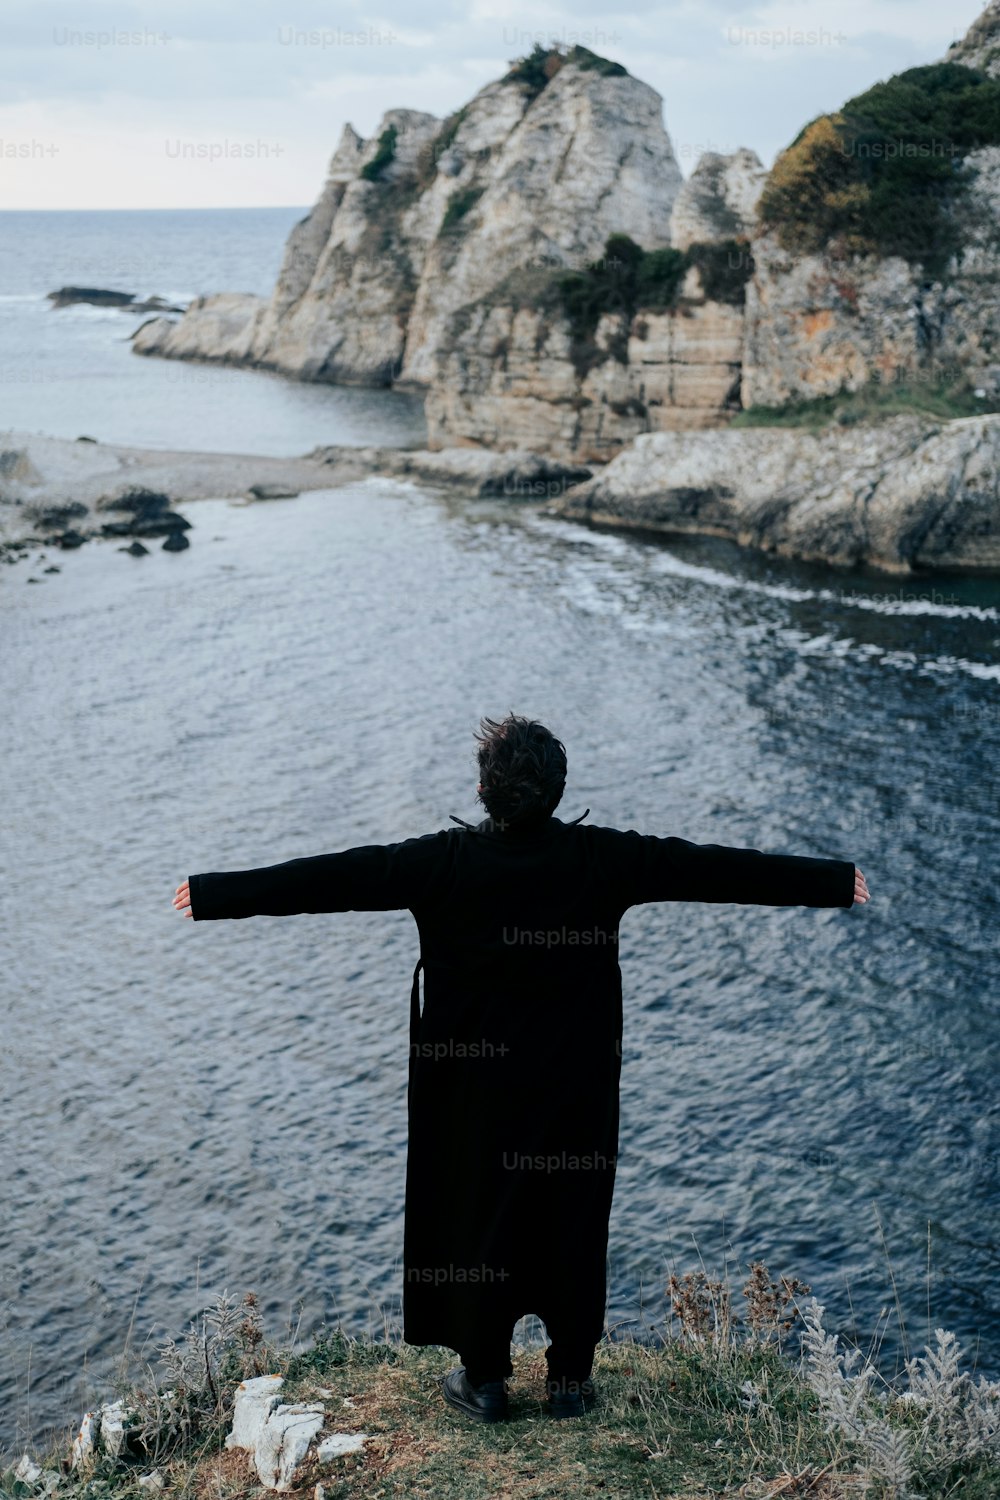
<box><xmin>0</xmin><ymin>208</ymin><xmax>426</xmax><ymax>452</ymax></box>
<box><xmin>3</xmin><ymin>478</ymin><xmax>999</xmax><ymax>1455</ymax></box>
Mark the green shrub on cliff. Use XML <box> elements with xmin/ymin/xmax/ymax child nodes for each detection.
<box><xmin>440</xmin><ymin>185</ymin><xmax>485</xmax><ymax>234</ymax></box>
<box><xmin>503</xmin><ymin>41</ymin><xmax>628</xmax><ymax>96</ymax></box>
<box><xmin>360</xmin><ymin>123</ymin><xmax>398</xmax><ymax>182</ymax></box>
<box><xmin>557</xmin><ymin>233</ymin><xmax>754</xmax><ymax>363</ymax></box>
<box><xmin>758</xmin><ymin>61</ymin><xmax>1000</xmax><ymax>272</ymax></box>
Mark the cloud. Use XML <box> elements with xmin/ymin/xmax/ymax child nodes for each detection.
<box><xmin>0</xmin><ymin>0</ymin><xmax>988</xmax><ymax>207</ymax></box>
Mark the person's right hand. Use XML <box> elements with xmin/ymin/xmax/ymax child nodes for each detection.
<box><xmin>173</xmin><ymin>880</ymin><xmax>193</xmax><ymax>918</ymax></box>
<box><xmin>853</xmin><ymin>867</ymin><xmax>870</xmax><ymax>905</ymax></box>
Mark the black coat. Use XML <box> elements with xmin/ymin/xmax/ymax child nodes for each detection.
<box><xmin>188</xmin><ymin>811</ymin><xmax>855</xmax><ymax>1354</ymax></box>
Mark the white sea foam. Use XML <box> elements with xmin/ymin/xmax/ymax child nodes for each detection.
<box><xmin>530</xmin><ymin>514</ymin><xmax>999</xmax><ymax>623</ymax></box>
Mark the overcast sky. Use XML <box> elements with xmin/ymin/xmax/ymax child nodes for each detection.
<box><xmin>0</xmin><ymin>0</ymin><xmax>989</xmax><ymax>210</ymax></box>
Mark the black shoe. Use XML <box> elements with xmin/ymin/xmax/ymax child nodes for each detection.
<box><xmin>441</xmin><ymin>1366</ymin><xmax>509</xmax><ymax>1422</ymax></box>
<box><xmin>546</xmin><ymin>1376</ymin><xmax>596</xmax><ymax>1418</ymax></box>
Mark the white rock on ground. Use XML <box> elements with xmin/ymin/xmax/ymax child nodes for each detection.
<box><xmin>226</xmin><ymin>1375</ymin><xmax>350</xmax><ymax>1491</ymax></box>
<box><xmin>252</xmin><ymin>1403</ymin><xmax>327</xmax><ymax>1491</ymax></box>
<box><xmin>70</xmin><ymin>1412</ymin><xmax>99</xmax><ymax>1469</ymax></box>
<box><xmin>224</xmin><ymin>1373</ymin><xmax>286</xmax><ymax>1451</ymax></box>
<box><xmin>98</xmin><ymin>1398</ymin><xmax>129</xmax><ymax>1458</ymax></box>
<box><xmin>317</xmin><ymin>1433</ymin><xmax>368</xmax><ymax>1459</ymax></box>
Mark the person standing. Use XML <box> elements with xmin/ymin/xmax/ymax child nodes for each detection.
<box><xmin>173</xmin><ymin>713</ymin><xmax>870</xmax><ymax>1421</ymax></box>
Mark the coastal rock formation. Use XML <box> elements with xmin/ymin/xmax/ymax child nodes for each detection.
<box><xmin>132</xmin><ymin>52</ymin><xmax>684</xmax><ymax>387</ymax></box>
<box><xmin>741</xmin><ymin>9</ymin><xmax>1000</xmax><ymax>409</ymax></box>
<box><xmin>668</xmin><ymin>148</ymin><xmax>766</xmax><ymax>251</ymax></box>
<box><xmin>308</xmin><ymin>442</ymin><xmax>593</xmax><ymax>497</ymax></box>
<box><xmin>132</xmin><ymin>291</ymin><xmax>267</xmax><ymax>364</ymax></box>
<box><xmin>742</xmin><ymin>150</ymin><xmax>1000</xmax><ymax>408</ymax></box>
<box><xmin>423</xmin><ymin>274</ymin><xmax>745</xmax><ymax>460</ymax></box>
<box><xmin>554</xmin><ymin>413</ymin><xmax>1000</xmax><ymax>572</ymax></box>
<box><xmin>944</xmin><ymin>0</ymin><xmax>1000</xmax><ymax>75</ymax></box>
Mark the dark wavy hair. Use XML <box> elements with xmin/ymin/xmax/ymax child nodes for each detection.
<box><xmin>474</xmin><ymin>713</ymin><xmax>567</xmax><ymax>827</ymax></box>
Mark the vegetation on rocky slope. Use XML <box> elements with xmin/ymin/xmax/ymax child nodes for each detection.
<box><xmin>758</xmin><ymin>62</ymin><xmax>1000</xmax><ymax>272</ymax></box>
<box><xmin>359</xmin><ymin>124</ymin><xmax>398</xmax><ymax>183</ymax></box>
<box><xmin>503</xmin><ymin>41</ymin><xmax>628</xmax><ymax>96</ymax></box>
<box><xmin>9</xmin><ymin>1260</ymin><xmax>1000</xmax><ymax>1499</ymax></box>
<box><xmin>733</xmin><ymin>374</ymin><xmax>1000</xmax><ymax>429</ymax></box>
<box><xmin>549</xmin><ymin>233</ymin><xmax>753</xmax><ymax>375</ymax></box>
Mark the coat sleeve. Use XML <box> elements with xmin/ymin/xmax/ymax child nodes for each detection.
<box><xmin>187</xmin><ymin>830</ymin><xmax>451</xmax><ymax>920</ymax></box>
<box><xmin>595</xmin><ymin>827</ymin><xmax>856</xmax><ymax>911</ymax></box>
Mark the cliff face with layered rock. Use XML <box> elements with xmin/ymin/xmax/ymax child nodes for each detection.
<box><xmin>419</xmin><ymin>145</ymin><xmax>765</xmax><ymax>458</ymax></box>
<box><xmin>422</xmin><ymin>262</ymin><xmax>747</xmax><ymax>461</ymax></box>
<box><xmin>742</xmin><ymin>148</ymin><xmax>1000</xmax><ymax>408</ymax></box>
<box><xmin>133</xmin><ymin>51</ymin><xmax>684</xmax><ymax>392</ymax></box>
<box><xmin>668</xmin><ymin>148</ymin><xmax>767</xmax><ymax>252</ymax></box>
<box><xmin>742</xmin><ymin>6</ymin><xmax>1000</xmax><ymax>409</ymax></box>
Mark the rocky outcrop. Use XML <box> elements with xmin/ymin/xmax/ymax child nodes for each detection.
<box><xmin>669</xmin><ymin>148</ymin><xmax>766</xmax><ymax>251</ymax></box>
<box><xmin>224</xmin><ymin>1374</ymin><xmax>371</xmax><ymax>1491</ymax></box>
<box><xmin>309</xmin><ymin>441</ymin><xmax>592</xmax><ymax>496</ymax></box>
<box><xmin>742</xmin><ymin>148</ymin><xmax>1000</xmax><ymax>408</ymax></box>
<box><xmin>423</xmin><ymin>260</ymin><xmax>745</xmax><ymax>460</ymax></box>
<box><xmin>132</xmin><ymin>54</ymin><xmax>684</xmax><ymax>388</ymax></box>
<box><xmin>944</xmin><ymin>0</ymin><xmax>1000</xmax><ymax>75</ymax></box>
<box><xmin>132</xmin><ymin>291</ymin><xmax>265</xmax><ymax>364</ymax></box>
<box><xmin>741</xmin><ymin>8</ymin><xmax>1000</xmax><ymax>410</ymax></box>
<box><xmin>554</xmin><ymin>413</ymin><xmax>1000</xmax><ymax>573</ymax></box>
<box><xmin>49</xmin><ymin>287</ymin><xmax>186</xmax><ymax>314</ymax></box>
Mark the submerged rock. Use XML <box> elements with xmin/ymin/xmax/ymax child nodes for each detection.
<box><xmin>48</xmin><ymin>287</ymin><xmax>186</xmax><ymax>314</ymax></box>
<box><xmin>248</xmin><ymin>482</ymin><xmax>300</xmax><ymax>499</ymax></box>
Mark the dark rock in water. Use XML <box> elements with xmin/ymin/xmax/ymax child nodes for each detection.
<box><xmin>54</xmin><ymin>529</ymin><xmax>87</xmax><ymax>549</ymax></box>
<box><xmin>99</xmin><ymin>499</ymin><xmax>190</xmax><ymax>539</ymax></box>
<box><xmin>248</xmin><ymin>482</ymin><xmax>300</xmax><ymax>500</ymax></box>
<box><xmin>27</xmin><ymin>576</ymin><xmax>41</xmax><ymax>583</ymax></box>
<box><xmin>76</xmin><ymin>435</ymin><xmax>98</xmax><ymax>443</ymax></box>
<box><xmin>97</xmin><ymin>486</ymin><xmax>171</xmax><ymax>516</ymax></box>
<box><xmin>48</xmin><ymin>287</ymin><xmax>135</xmax><ymax>308</ymax></box>
<box><xmin>120</xmin><ymin>541</ymin><xmax>149</xmax><ymax>556</ymax></box>
<box><xmin>47</xmin><ymin>287</ymin><xmax>186</xmax><ymax>314</ymax></box>
<box><xmin>131</xmin><ymin>511</ymin><xmax>191</xmax><ymax>537</ymax></box>
<box><xmin>23</xmin><ymin>500</ymin><xmax>89</xmax><ymax>530</ymax></box>
<box><xmin>162</xmin><ymin>531</ymin><xmax>190</xmax><ymax>552</ymax></box>
<box><xmin>43</xmin><ymin>564</ymin><xmax>61</xmax><ymax>572</ymax></box>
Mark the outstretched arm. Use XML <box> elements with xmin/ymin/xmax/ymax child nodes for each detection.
<box><xmin>594</xmin><ymin>827</ymin><xmax>868</xmax><ymax>911</ymax></box>
<box><xmin>172</xmin><ymin>831</ymin><xmax>451</xmax><ymax>921</ymax></box>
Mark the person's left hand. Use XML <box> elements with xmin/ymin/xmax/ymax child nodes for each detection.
<box><xmin>173</xmin><ymin>880</ymin><xmax>193</xmax><ymax>918</ymax></box>
<box><xmin>853</xmin><ymin>867</ymin><xmax>870</xmax><ymax>905</ymax></box>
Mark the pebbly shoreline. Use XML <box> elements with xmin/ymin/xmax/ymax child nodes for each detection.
<box><xmin>0</xmin><ymin>432</ymin><xmax>594</xmax><ymax>567</ymax></box>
